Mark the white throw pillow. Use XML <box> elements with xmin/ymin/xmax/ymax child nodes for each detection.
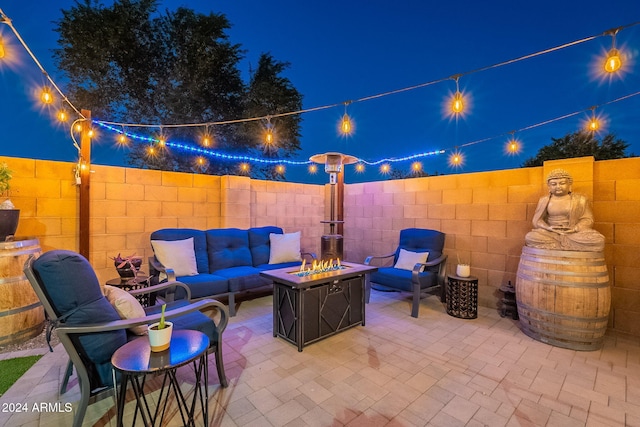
<box><xmin>394</xmin><ymin>249</ymin><xmax>429</xmax><ymax>271</ymax></box>
<box><xmin>269</xmin><ymin>232</ymin><xmax>302</xmax><ymax>264</ymax></box>
<box><xmin>103</xmin><ymin>285</ymin><xmax>147</xmax><ymax>335</ymax></box>
<box><xmin>151</xmin><ymin>237</ymin><xmax>198</xmax><ymax>276</ymax></box>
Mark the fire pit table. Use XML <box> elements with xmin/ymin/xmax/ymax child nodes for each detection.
<box><xmin>261</xmin><ymin>261</ymin><xmax>377</xmax><ymax>351</ymax></box>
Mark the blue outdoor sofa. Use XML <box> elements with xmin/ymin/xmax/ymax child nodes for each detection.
<box><xmin>149</xmin><ymin>226</ymin><xmax>313</xmax><ymax>316</ymax></box>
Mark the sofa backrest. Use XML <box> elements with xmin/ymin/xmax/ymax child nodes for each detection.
<box><xmin>248</xmin><ymin>226</ymin><xmax>283</xmax><ymax>266</ymax></box>
<box><xmin>206</xmin><ymin>228</ymin><xmax>253</xmax><ymax>271</ymax></box>
<box><xmin>150</xmin><ymin>228</ymin><xmax>209</xmax><ymax>274</ymax></box>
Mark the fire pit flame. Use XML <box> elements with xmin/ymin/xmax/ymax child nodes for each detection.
<box><xmin>295</xmin><ymin>258</ymin><xmax>345</xmax><ymax>277</ymax></box>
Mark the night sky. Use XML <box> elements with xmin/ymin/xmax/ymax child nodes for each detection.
<box><xmin>1</xmin><ymin>0</ymin><xmax>639</xmax><ymax>184</ymax></box>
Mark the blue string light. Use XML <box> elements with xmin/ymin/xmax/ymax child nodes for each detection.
<box><xmin>97</xmin><ymin>122</ymin><xmax>444</xmax><ymax>168</ymax></box>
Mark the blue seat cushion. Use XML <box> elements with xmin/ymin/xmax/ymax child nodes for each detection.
<box><xmin>32</xmin><ymin>250</ymin><xmax>127</xmax><ymax>388</ymax></box>
<box><xmin>370</xmin><ymin>267</ymin><xmax>437</xmax><ymax>291</ymax></box>
<box><xmin>394</xmin><ymin>228</ymin><xmax>445</xmax><ymax>263</ymax></box>
<box><xmin>172</xmin><ymin>274</ymin><xmax>229</xmax><ymax>299</ymax></box>
<box><xmin>145</xmin><ymin>300</ymin><xmax>217</xmax><ymax>342</ymax></box>
<box><xmin>214</xmin><ymin>266</ymin><xmax>270</xmax><ymax>292</ymax></box>
<box><xmin>150</xmin><ymin>228</ymin><xmax>209</xmax><ymax>274</ymax></box>
<box><xmin>206</xmin><ymin>228</ymin><xmax>253</xmax><ymax>270</ymax></box>
<box><xmin>248</xmin><ymin>226</ymin><xmax>283</xmax><ymax>266</ymax></box>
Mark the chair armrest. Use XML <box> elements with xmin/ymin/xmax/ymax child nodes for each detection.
<box><xmin>411</xmin><ymin>254</ymin><xmax>448</xmax><ymax>285</ymax></box>
<box><xmin>148</xmin><ymin>256</ymin><xmax>176</xmax><ymax>282</ymax></box>
<box><xmin>364</xmin><ymin>252</ymin><xmax>396</xmax><ymax>266</ymax></box>
<box><xmin>55</xmin><ymin>298</ymin><xmax>226</xmax><ymax>335</ymax></box>
<box><xmin>128</xmin><ymin>280</ymin><xmax>192</xmax><ymax>301</ymax></box>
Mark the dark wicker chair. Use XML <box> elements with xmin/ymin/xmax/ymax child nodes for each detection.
<box><xmin>24</xmin><ymin>250</ymin><xmax>229</xmax><ymax>427</ymax></box>
<box><xmin>364</xmin><ymin>228</ymin><xmax>447</xmax><ymax>317</ymax></box>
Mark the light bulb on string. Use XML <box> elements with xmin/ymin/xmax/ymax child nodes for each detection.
<box><xmin>308</xmin><ymin>164</ymin><xmax>318</xmax><ymax>174</ymax></box>
<box><xmin>506</xmin><ymin>133</ymin><xmax>521</xmax><ymax>155</ymax></box>
<box><xmin>355</xmin><ymin>163</ymin><xmax>365</xmax><ymax>173</ymax></box>
<box><xmin>449</xmin><ymin>75</ymin><xmax>465</xmax><ymax>115</ymax></box>
<box><xmin>239</xmin><ymin>163</ymin><xmax>250</xmax><ymax>175</ymax></box>
<box><xmin>0</xmin><ymin>35</ymin><xmax>5</xmax><ymax>59</ymax></box>
<box><xmin>582</xmin><ymin>107</ymin><xmax>606</xmax><ymax>134</ymax></box>
<box><xmin>116</xmin><ymin>126</ymin><xmax>128</xmax><ymax>145</ymax></box>
<box><xmin>604</xmin><ymin>29</ymin><xmax>622</xmax><ymax>73</ymax></box>
<box><xmin>448</xmin><ymin>149</ymin><xmax>464</xmax><ymax>168</ymax></box>
<box><xmin>40</xmin><ymin>86</ymin><xmax>53</xmax><ymax>104</ymax></box>
<box><xmin>264</xmin><ymin>117</ymin><xmax>275</xmax><ymax>146</ymax></box>
<box><xmin>275</xmin><ymin>164</ymin><xmax>285</xmax><ymax>175</ymax></box>
<box><xmin>339</xmin><ymin>101</ymin><xmax>354</xmax><ymax>136</ymax></box>
<box><xmin>379</xmin><ymin>163</ymin><xmax>391</xmax><ymax>175</ymax></box>
<box><xmin>411</xmin><ymin>161</ymin><xmax>423</xmax><ymax>174</ymax></box>
<box><xmin>201</xmin><ymin>125</ymin><xmax>213</xmax><ymax>147</ymax></box>
<box><xmin>56</xmin><ymin>109</ymin><xmax>68</xmax><ymax>122</ymax></box>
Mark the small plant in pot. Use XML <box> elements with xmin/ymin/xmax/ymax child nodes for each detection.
<box><xmin>148</xmin><ymin>304</ymin><xmax>173</xmax><ymax>352</ymax></box>
<box><xmin>0</xmin><ymin>162</ymin><xmax>20</xmax><ymax>242</ymax></box>
<box><xmin>111</xmin><ymin>253</ymin><xmax>143</xmax><ymax>280</ymax></box>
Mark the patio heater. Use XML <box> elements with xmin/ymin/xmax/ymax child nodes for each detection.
<box><xmin>309</xmin><ymin>152</ymin><xmax>358</xmax><ymax>260</ymax></box>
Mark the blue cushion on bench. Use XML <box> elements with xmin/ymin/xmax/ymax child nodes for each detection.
<box><xmin>249</xmin><ymin>226</ymin><xmax>283</xmax><ymax>266</ymax></box>
<box><xmin>206</xmin><ymin>228</ymin><xmax>252</xmax><ymax>270</ymax></box>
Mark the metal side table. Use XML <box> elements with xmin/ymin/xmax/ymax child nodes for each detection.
<box><xmin>446</xmin><ymin>274</ymin><xmax>478</xmax><ymax>319</ymax></box>
<box><xmin>111</xmin><ymin>330</ymin><xmax>209</xmax><ymax>426</ymax></box>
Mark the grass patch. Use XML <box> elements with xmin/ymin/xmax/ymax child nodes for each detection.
<box><xmin>0</xmin><ymin>355</ymin><xmax>42</xmax><ymax>397</ymax></box>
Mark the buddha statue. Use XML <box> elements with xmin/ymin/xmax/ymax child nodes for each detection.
<box><xmin>524</xmin><ymin>169</ymin><xmax>604</xmax><ymax>252</ymax></box>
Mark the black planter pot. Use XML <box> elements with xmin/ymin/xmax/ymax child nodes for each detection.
<box><xmin>114</xmin><ymin>258</ymin><xmax>142</xmax><ymax>279</ymax></box>
<box><xmin>0</xmin><ymin>209</ymin><xmax>20</xmax><ymax>242</ymax></box>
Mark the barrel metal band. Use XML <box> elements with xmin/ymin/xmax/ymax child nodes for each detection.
<box><xmin>517</xmin><ymin>272</ymin><xmax>609</xmax><ymax>288</ymax></box>
<box><xmin>517</xmin><ymin>301</ymin><xmax>609</xmax><ymax>323</ymax></box>
<box><xmin>0</xmin><ymin>301</ymin><xmax>42</xmax><ymax>317</ymax></box>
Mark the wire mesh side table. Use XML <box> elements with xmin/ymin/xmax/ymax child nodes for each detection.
<box><xmin>446</xmin><ymin>274</ymin><xmax>478</xmax><ymax>319</ymax></box>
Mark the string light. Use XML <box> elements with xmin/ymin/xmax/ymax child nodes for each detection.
<box><xmin>239</xmin><ymin>163</ymin><xmax>250</xmax><ymax>174</ymax></box>
<box><xmin>449</xmin><ymin>150</ymin><xmax>464</xmax><ymax>168</ymax></box>
<box><xmin>201</xmin><ymin>126</ymin><xmax>213</xmax><ymax>147</ymax></box>
<box><xmin>40</xmin><ymin>86</ymin><xmax>53</xmax><ymax>104</ymax></box>
<box><xmin>0</xmin><ymin>35</ymin><xmax>5</xmax><ymax>59</ymax></box>
<box><xmin>411</xmin><ymin>161</ymin><xmax>422</xmax><ymax>173</ymax></box>
<box><xmin>308</xmin><ymin>164</ymin><xmax>318</xmax><ymax>174</ymax></box>
<box><xmin>339</xmin><ymin>102</ymin><xmax>353</xmax><ymax>135</ymax></box>
<box><xmin>275</xmin><ymin>164</ymin><xmax>285</xmax><ymax>174</ymax></box>
<box><xmin>449</xmin><ymin>75</ymin><xmax>465</xmax><ymax>115</ymax></box>
<box><xmin>506</xmin><ymin>132</ymin><xmax>521</xmax><ymax>155</ymax></box>
<box><xmin>604</xmin><ymin>29</ymin><xmax>622</xmax><ymax>73</ymax></box>
<box><xmin>355</xmin><ymin>163</ymin><xmax>365</xmax><ymax>173</ymax></box>
<box><xmin>379</xmin><ymin>163</ymin><xmax>391</xmax><ymax>174</ymax></box>
<box><xmin>56</xmin><ymin>109</ymin><xmax>68</xmax><ymax>122</ymax></box>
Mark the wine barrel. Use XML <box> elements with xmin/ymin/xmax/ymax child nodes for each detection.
<box><xmin>0</xmin><ymin>238</ymin><xmax>44</xmax><ymax>346</ymax></box>
<box><xmin>516</xmin><ymin>246</ymin><xmax>610</xmax><ymax>351</ymax></box>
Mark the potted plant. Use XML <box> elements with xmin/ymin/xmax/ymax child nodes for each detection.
<box><xmin>147</xmin><ymin>304</ymin><xmax>173</xmax><ymax>352</ymax></box>
<box><xmin>0</xmin><ymin>162</ymin><xmax>20</xmax><ymax>242</ymax></box>
<box><xmin>111</xmin><ymin>253</ymin><xmax>143</xmax><ymax>280</ymax></box>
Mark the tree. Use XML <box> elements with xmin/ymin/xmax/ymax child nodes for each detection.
<box><xmin>53</xmin><ymin>0</ymin><xmax>303</xmax><ymax>178</ymax></box>
<box><xmin>522</xmin><ymin>131</ymin><xmax>631</xmax><ymax>167</ymax></box>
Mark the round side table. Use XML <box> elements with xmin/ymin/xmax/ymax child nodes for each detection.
<box><xmin>106</xmin><ymin>276</ymin><xmax>153</xmax><ymax>306</ymax></box>
<box><xmin>446</xmin><ymin>274</ymin><xmax>478</xmax><ymax>319</ymax></box>
<box><xmin>111</xmin><ymin>330</ymin><xmax>210</xmax><ymax>426</ymax></box>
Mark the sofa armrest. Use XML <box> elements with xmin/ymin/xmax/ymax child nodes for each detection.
<box><xmin>148</xmin><ymin>256</ymin><xmax>177</xmax><ymax>281</ymax></box>
<box><xmin>128</xmin><ymin>280</ymin><xmax>192</xmax><ymax>301</ymax></box>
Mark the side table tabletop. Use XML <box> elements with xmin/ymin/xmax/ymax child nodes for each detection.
<box><xmin>111</xmin><ymin>330</ymin><xmax>210</xmax><ymax>427</ymax></box>
<box><xmin>446</xmin><ymin>274</ymin><xmax>479</xmax><ymax>319</ymax></box>
<box><xmin>106</xmin><ymin>276</ymin><xmax>154</xmax><ymax>306</ymax></box>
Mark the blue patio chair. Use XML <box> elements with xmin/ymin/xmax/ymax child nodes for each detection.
<box><xmin>24</xmin><ymin>250</ymin><xmax>229</xmax><ymax>427</ymax></box>
<box><xmin>364</xmin><ymin>228</ymin><xmax>447</xmax><ymax>317</ymax></box>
